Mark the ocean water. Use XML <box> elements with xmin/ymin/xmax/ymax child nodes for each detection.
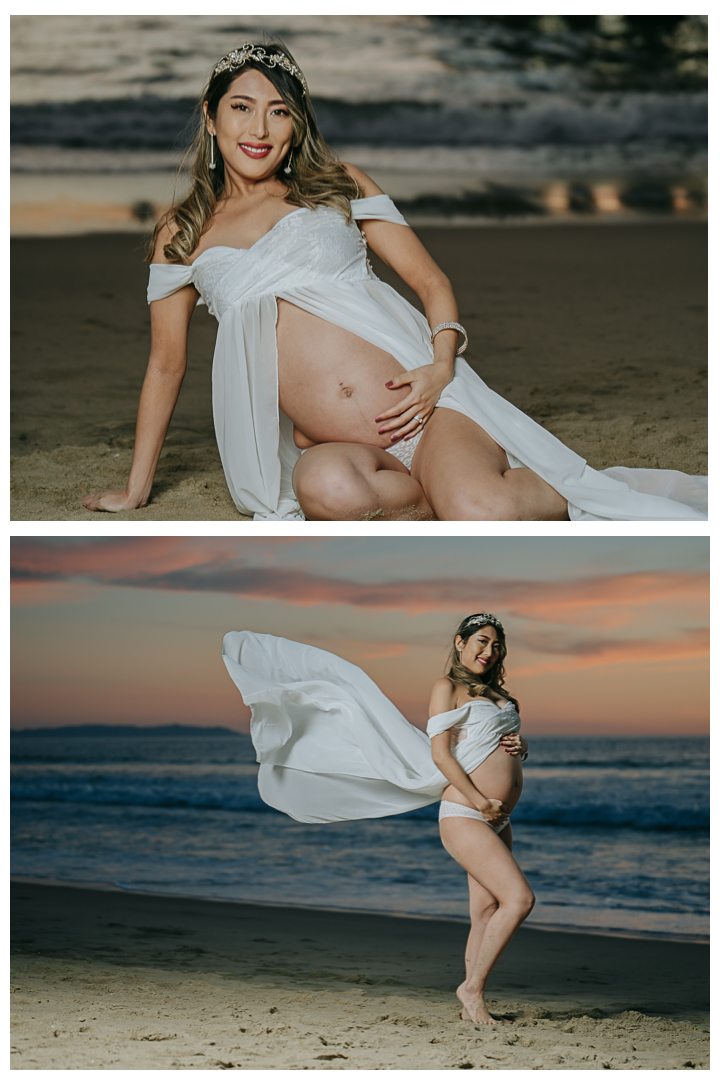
<box><xmin>10</xmin><ymin>731</ymin><xmax>708</xmax><ymax>943</ymax></box>
<box><xmin>10</xmin><ymin>16</ymin><xmax>707</xmax><ymax>228</ymax></box>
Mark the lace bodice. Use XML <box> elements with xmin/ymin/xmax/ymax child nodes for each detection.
<box><xmin>147</xmin><ymin>196</ymin><xmax>405</xmax><ymax>320</ymax></box>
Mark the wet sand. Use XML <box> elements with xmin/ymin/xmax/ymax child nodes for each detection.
<box><xmin>11</xmin><ymin>223</ymin><xmax>706</xmax><ymax>520</ymax></box>
<box><xmin>11</xmin><ymin>880</ymin><xmax>708</xmax><ymax>1070</ymax></box>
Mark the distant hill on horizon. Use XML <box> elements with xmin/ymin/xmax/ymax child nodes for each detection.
<box><xmin>11</xmin><ymin>724</ymin><xmax>246</xmax><ymax>738</ymax></box>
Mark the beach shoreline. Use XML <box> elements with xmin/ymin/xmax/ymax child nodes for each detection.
<box><xmin>11</xmin><ymin>222</ymin><xmax>707</xmax><ymax>521</ymax></box>
<box><xmin>11</xmin><ymin>879</ymin><xmax>709</xmax><ymax>1070</ymax></box>
<box><xmin>9</xmin><ymin>875</ymin><xmax>709</xmax><ymax>946</ymax></box>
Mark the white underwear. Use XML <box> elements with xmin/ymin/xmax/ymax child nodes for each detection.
<box><xmin>385</xmin><ymin>429</ymin><xmax>423</xmax><ymax>470</ymax></box>
<box><xmin>438</xmin><ymin>800</ymin><xmax>510</xmax><ymax>834</ymax></box>
<box><xmin>298</xmin><ymin>431</ymin><xmax>423</xmax><ymax>471</ymax></box>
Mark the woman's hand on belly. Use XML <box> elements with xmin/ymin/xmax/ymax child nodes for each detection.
<box><xmin>481</xmin><ymin>798</ymin><xmax>512</xmax><ymax>826</ymax></box>
<box><xmin>467</xmin><ymin>746</ymin><xmax>523</xmax><ymax>812</ymax></box>
<box><xmin>442</xmin><ymin>784</ymin><xmax>510</xmax><ymax>822</ymax></box>
<box><xmin>285</xmin><ymin>376</ymin><xmax>408</xmax><ymax>449</ymax></box>
<box><xmin>375</xmin><ymin>362</ymin><xmax>454</xmax><ymax>442</ymax></box>
<box><xmin>277</xmin><ymin>301</ymin><xmax>412</xmax><ymax>447</ymax></box>
<box><xmin>499</xmin><ymin>733</ymin><xmax>525</xmax><ymax>756</ymax></box>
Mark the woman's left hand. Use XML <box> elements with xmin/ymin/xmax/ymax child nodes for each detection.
<box><xmin>500</xmin><ymin>734</ymin><xmax>528</xmax><ymax>757</ymax></box>
<box><xmin>375</xmin><ymin>363</ymin><xmax>452</xmax><ymax>442</ymax></box>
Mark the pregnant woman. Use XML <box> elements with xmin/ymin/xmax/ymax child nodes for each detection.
<box><xmin>83</xmin><ymin>41</ymin><xmax>707</xmax><ymax>520</ymax></box>
<box><xmin>222</xmin><ymin>613</ymin><xmax>533</xmax><ymax>1025</ymax></box>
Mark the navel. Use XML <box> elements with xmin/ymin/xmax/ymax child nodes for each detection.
<box><xmin>340</xmin><ymin>383</ymin><xmax>354</xmax><ymax>399</ymax></box>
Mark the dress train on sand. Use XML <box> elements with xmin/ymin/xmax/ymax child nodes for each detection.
<box><xmin>148</xmin><ymin>195</ymin><xmax>707</xmax><ymax>521</ymax></box>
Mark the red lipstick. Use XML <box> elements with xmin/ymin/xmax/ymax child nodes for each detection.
<box><xmin>239</xmin><ymin>142</ymin><xmax>272</xmax><ymax>159</ymax></box>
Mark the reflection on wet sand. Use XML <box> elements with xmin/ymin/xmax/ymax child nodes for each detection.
<box><xmin>393</xmin><ymin>177</ymin><xmax>706</xmax><ymax>222</ymax></box>
<box><xmin>10</xmin><ymin>170</ymin><xmax>708</xmax><ymax>236</ymax></box>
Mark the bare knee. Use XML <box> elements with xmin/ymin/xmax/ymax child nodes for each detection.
<box><xmin>293</xmin><ymin>454</ymin><xmax>375</xmax><ymax>520</ymax></box>
<box><xmin>470</xmin><ymin>896</ymin><xmax>499</xmax><ymax>923</ymax></box>
<box><xmin>503</xmin><ymin>888</ymin><xmax>535</xmax><ymax>921</ymax></box>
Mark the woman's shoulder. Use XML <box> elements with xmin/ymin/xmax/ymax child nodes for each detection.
<box><xmin>150</xmin><ymin>213</ymin><xmax>186</xmax><ymax>265</ymax></box>
<box><xmin>338</xmin><ymin>161</ymin><xmax>385</xmax><ymax>198</ymax></box>
<box><xmin>428</xmin><ymin>676</ymin><xmax>457</xmax><ymax>717</ymax></box>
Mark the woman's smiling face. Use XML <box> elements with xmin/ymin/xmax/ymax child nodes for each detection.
<box><xmin>205</xmin><ymin>68</ymin><xmax>294</xmax><ymax>181</ymax></box>
<box><xmin>455</xmin><ymin>625</ymin><xmax>500</xmax><ymax>677</ymax></box>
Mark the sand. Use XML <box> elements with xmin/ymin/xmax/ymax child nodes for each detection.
<box><xmin>11</xmin><ymin>222</ymin><xmax>706</xmax><ymax>521</ymax></box>
<box><xmin>11</xmin><ymin>880</ymin><xmax>708</xmax><ymax>1070</ymax></box>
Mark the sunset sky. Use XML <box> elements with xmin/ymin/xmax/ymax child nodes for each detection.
<box><xmin>11</xmin><ymin>536</ymin><xmax>708</xmax><ymax>736</ymax></box>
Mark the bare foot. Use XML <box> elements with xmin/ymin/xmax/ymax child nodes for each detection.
<box><xmin>457</xmin><ymin>982</ymin><xmax>511</xmax><ymax>1025</ymax></box>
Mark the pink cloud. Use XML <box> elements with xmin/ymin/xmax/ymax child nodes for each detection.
<box><xmin>11</xmin><ymin>538</ymin><xmax>707</xmax><ymax>626</ymax></box>
<box><xmin>10</xmin><ymin>537</ymin><xmax>288</xmax><ymax>580</ymax></box>
<box><xmin>513</xmin><ymin>628</ymin><xmax>709</xmax><ymax>677</ymax></box>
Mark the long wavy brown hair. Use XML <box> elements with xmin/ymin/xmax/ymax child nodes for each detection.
<box><xmin>446</xmin><ymin>614</ymin><xmax>520</xmax><ymax>711</ymax></box>
<box><xmin>147</xmin><ymin>39</ymin><xmax>362</xmax><ymax>265</ymax></box>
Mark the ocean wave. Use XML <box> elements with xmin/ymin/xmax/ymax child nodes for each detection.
<box><xmin>525</xmin><ymin>759</ymin><xmax>709</xmax><ymax>771</ymax></box>
<box><xmin>10</xmin><ymin>775</ymin><xmax>266</xmax><ymax>813</ymax></box>
<box><xmin>317</xmin><ymin>95</ymin><xmax>707</xmax><ymax>149</ymax></box>
<box><xmin>512</xmin><ymin>802</ymin><xmax>708</xmax><ymax>830</ymax></box>
<box><xmin>10</xmin><ymin>93</ymin><xmax>707</xmax><ymax>151</ymax></box>
<box><xmin>521</xmin><ymin>739</ymin><xmax>708</xmax><ymax>770</ymax></box>
<box><xmin>11</xmin><ymin>778</ymin><xmax>708</xmax><ymax>830</ymax></box>
<box><xmin>10</xmin><ymin>734</ymin><xmax>708</xmax><ymax>830</ymax></box>
<box><xmin>404</xmin><ymin>803</ymin><xmax>707</xmax><ymax>831</ymax></box>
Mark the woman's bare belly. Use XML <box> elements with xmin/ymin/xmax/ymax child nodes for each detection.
<box><xmin>276</xmin><ymin>300</ymin><xmax>409</xmax><ymax>448</ymax></box>
<box><xmin>443</xmin><ymin>744</ymin><xmax>524</xmax><ymax>813</ymax></box>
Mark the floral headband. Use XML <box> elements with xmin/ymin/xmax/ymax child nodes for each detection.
<box><xmin>214</xmin><ymin>44</ymin><xmax>308</xmax><ymax>96</ymax></box>
<box><xmin>464</xmin><ymin>614</ymin><xmax>504</xmax><ymax>632</ymax></box>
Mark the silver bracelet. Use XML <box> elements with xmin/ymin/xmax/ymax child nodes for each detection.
<box><xmin>430</xmin><ymin>321</ymin><xmax>468</xmax><ymax>356</ymax></box>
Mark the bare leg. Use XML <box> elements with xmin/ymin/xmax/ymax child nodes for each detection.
<box><xmin>462</xmin><ymin>875</ymin><xmax>499</xmax><ymax>989</ymax></box>
<box><xmin>461</xmin><ymin>825</ymin><xmax>513</xmax><ymax>985</ymax></box>
<box><xmin>413</xmin><ymin>409</ymin><xmax>569</xmax><ymax>521</ymax></box>
<box><xmin>440</xmin><ymin>818</ymin><xmax>534</xmax><ymax>1024</ymax></box>
<box><xmin>292</xmin><ymin>442</ymin><xmax>435</xmax><ymax>521</ymax></box>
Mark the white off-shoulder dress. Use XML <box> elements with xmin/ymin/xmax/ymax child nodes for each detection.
<box><xmin>148</xmin><ymin>195</ymin><xmax>707</xmax><ymax>521</ymax></box>
<box><xmin>222</xmin><ymin>631</ymin><xmax>521</xmax><ymax>825</ymax></box>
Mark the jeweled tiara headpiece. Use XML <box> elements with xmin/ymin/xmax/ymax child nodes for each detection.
<box><xmin>213</xmin><ymin>44</ymin><xmax>308</xmax><ymax>96</ymax></box>
<box><xmin>465</xmin><ymin>614</ymin><xmax>504</xmax><ymax>632</ymax></box>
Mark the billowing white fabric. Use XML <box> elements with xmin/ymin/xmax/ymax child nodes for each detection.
<box><xmin>149</xmin><ymin>195</ymin><xmax>707</xmax><ymax>521</ymax></box>
<box><xmin>222</xmin><ymin>631</ymin><xmax>521</xmax><ymax>825</ymax></box>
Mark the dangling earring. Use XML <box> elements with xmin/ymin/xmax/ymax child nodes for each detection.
<box><xmin>209</xmin><ymin>132</ymin><xmax>216</xmax><ymax>171</ymax></box>
<box><xmin>284</xmin><ymin>149</ymin><xmax>293</xmax><ymax>175</ymax></box>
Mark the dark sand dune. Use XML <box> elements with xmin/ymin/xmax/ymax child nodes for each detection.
<box><xmin>11</xmin><ymin>881</ymin><xmax>709</xmax><ymax>1070</ymax></box>
<box><xmin>11</xmin><ymin>223</ymin><xmax>706</xmax><ymax>520</ymax></box>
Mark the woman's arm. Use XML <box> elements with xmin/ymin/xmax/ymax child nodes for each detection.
<box><xmin>83</xmin><ymin>223</ymin><xmax>198</xmax><ymax>512</ymax></box>
<box><xmin>428</xmin><ymin>680</ymin><xmax>508</xmax><ymax>820</ymax></box>
<box><xmin>342</xmin><ymin>163</ymin><xmax>460</xmax><ymax>441</ymax></box>
<box><xmin>431</xmin><ymin>730</ymin><xmax>496</xmax><ymax>814</ymax></box>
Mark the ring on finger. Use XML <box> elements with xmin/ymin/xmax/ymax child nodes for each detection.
<box><xmin>413</xmin><ymin>414</ymin><xmax>423</xmax><ymax>424</ymax></box>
